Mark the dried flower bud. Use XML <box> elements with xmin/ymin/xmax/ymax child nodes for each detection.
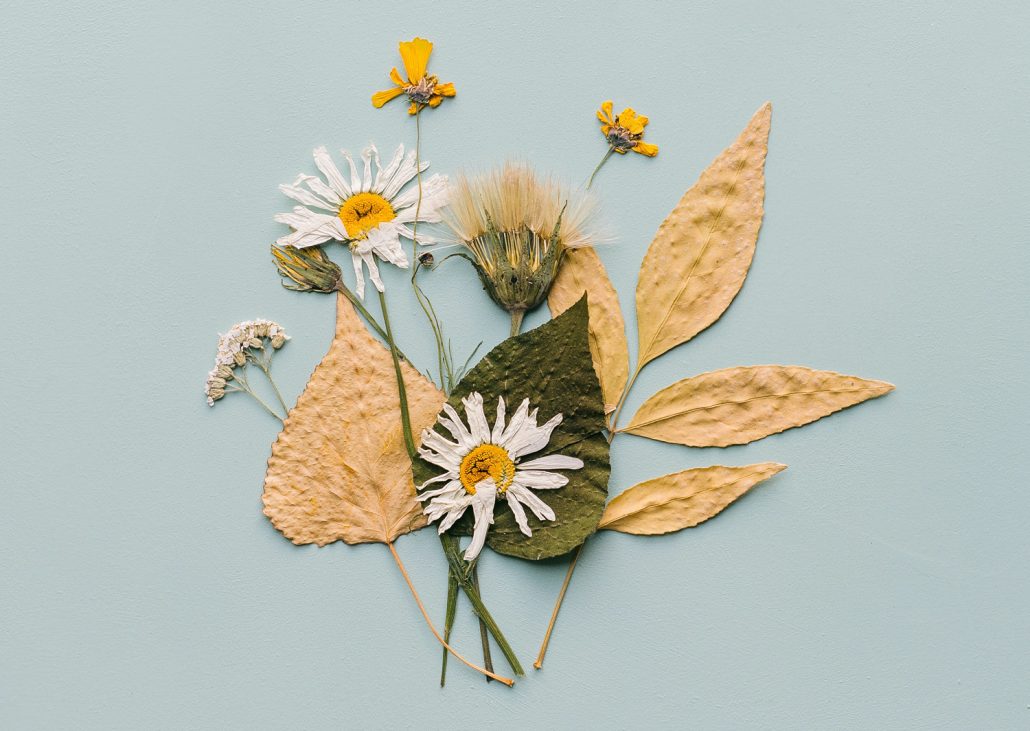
<box><xmin>208</xmin><ymin>377</ymin><xmax>226</xmax><ymax>388</ymax></box>
<box><xmin>272</xmin><ymin>244</ymin><xmax>342</xmax><ymax>293</ymax></box>
<box><xmin>271</xmin><ymin>334</ymin><xmax>286</xmax><ymax>349</ymax></box>
<box><xmin>233</xmin><ymin>351</ymin><xmax>247</xmax><ymax>366</ymax></box>
<box><xmin>216</xmin><ymin>364</ymin><xmax>234</xmax><ymax>379</ymax></box>
<box><xmin>418</xmin><ymin>251</ymin><xmax>435</xmax><ymax>267</ymax></box>
<box><xmin>246</xmin><ymin>337</ymin><xmax>263</xmax><ymax>348</ymax></box>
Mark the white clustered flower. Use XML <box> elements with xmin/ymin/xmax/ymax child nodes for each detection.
<box><xmin>205</xmin><ymin>320</ymin><xmax>289</xmax><ymax>406</ymax></box>
<box><xmin>417</xmin><ymin>392</ymin><xmax>584</xmax><ymax>561</ymax></box>
<box><xmin>274</xmin><ymin>142</ymin><xmax>448</xmax><ymax>299</ymax></box>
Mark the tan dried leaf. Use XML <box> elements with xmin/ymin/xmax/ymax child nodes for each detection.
<box><xmin>599</xmin><ymin>463</ymin><xmax>787</xmax><ymax>535</ymax></box>
<box><xmin>621</xmin><ymin>365</ymin><xmax>894</xmax><ymax>447</ymax></box>
<box><xmin>635</xmin><ymin>103</ymin><xmax>772</xmax><ymax>367</ymax></box>
<box><xmin>263</xmin><ymin>292</ymin><xmax>446</xmax><ymax>546</ymax></box>
<box><xmin>548</xmin><ymin>247</ymin><xmax>629</xmax><ymax>415</ymax></box>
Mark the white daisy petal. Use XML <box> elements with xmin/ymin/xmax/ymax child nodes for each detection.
<box><xmin>498</xmin><ymin>398</ymin><xmax>531</xmax><ymax>448</ymax></box>
<box><xmin>373</xmin><ymin>143</ymin><xmax>405</xmax><ymax>194</ymax></box>
<box><xmin>506</xmin><ymin>490</ymin><xmax>532</xmax><ymax>536</ymax></box>
<box><xmin>491</xmin><ymin>396</ymin><xmax>507</xmax><ymax>443</ymax></box>
<box><xmin>301</xmin><ymin>171</ymin><xmax>343</xmax><ymax>207</ymax></box>
<box><xmin>312</xmin><ymin>146</ymin><xmax>351</xmax><ymax>198</ymax></box>
<box><xmin>418</xmin><ymin>479</ymin><xmax>464</xmax><ymax>501</ymax></box>
<box><xmin>350</xmin><ymin>251</ymin><xmax>366</xmax><ymax>299</ymax></box>
<box><xmin>391</xmin><ymin>173</ymin><xmax>449</xmax><ymax>212</ymax></box>
<box><xmin>507</xmin><ymin>412</ymin><xmax>563</xmax><ymax>459</ymax></box>
<box><xmin>508</xmin><ymin>483</ymin><xmax>555</xmax><ymax>522</ymax></box>
<box><xmin>361</xmin><ymin>145</ymin><xmax>373</xmax><ymax>192</ymax></box>
<box><xmin>341</xmin><ymin>150</ymin><xmax>362</xmax><ymax>194</ymax></box>
<box><xmin>363</xmin><ymin>253</ymin><xmax>384</xmax><ymax>293</ymax></box>
<box><xmin>462</xmin><ymin>393</ymin><xmax>490</xmax><ymax>443</ymax></box>
<box><xmin>420</xmin><ymin>428</ymin><xmax>461</xmax><ymax>459</ymax></box>
<box><xmin>279</xmin><ymin>179</ymin><xmax>338</xmax><ymax>211</ymax></box>
<box><xmin>464</xmin><ymin>480</ymin><xmax>497</xmax><ymax>561</ymax></box>
<box><xmin>418</xmin><ymin>470</ymin><xmax>458</xmax><ymax>489</ymax></box>
<box><xmin>439</xmin><ymin>404</ymin><xmax>475</xmax><ymax>450</ymax></box>
<box><xmin>439</xmin><ymin>499</ymin><xmax>472</xmax><ymax>532</ymax></box>
<box><xmin>513</xmin><ymin>470</ymin><xmax>569</xmax><ymax>490</ymax></box>
<box><xmin>517</xmin><ymin>454</ymin><xmax>584</xmax><ymax>471</ymax></box>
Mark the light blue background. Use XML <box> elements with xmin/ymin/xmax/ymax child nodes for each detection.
<box><xmin>2</xmin><ymin>1</ymin><xmax>1028</xmax><ymax>728</ymax></box>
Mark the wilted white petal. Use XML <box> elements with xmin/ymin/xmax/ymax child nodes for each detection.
<box><xmin>517</xmin><ymin>454</ymin><xmax>584</xmax><ymax>471</ymax></box>
<box><xmin>462</xmin><ymin>393</ymin><xmax>490</xmax><ymax>443</ymax></box>
<box><xmin>508</xmin><ymin>483</ymin><xmax>555</xmax><ymax>522</ymax></box>
<box><xmin>313</xmin><ymin>146</ymin><xmax>351</xmax><ymax>198</ymax></box>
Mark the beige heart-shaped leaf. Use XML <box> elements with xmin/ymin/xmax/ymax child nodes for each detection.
<box><xmin>621</xmin><ymin>365</ymin><xmax>894</xmax><ymax>447</ymax></box>
<box><xmin>548</xmin><ymin>247</ymin><xmax>629</xmax><ymax>415</ymax></box>
<box><xmin>263</xmin><ymin>292</ymin><xmax>446</xmax><ymax>546</ymax></box>
<box><xmin>636</xmin><ymin>103</ymin><xmax>772</xmax><ymax>367</ymax></box>
<box><xmin>599</xmin><ymin>463</ymin><xmax>787</xmax><ymax>535</ymax></box>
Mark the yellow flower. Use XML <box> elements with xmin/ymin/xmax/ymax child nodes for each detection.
<box><xmin>596</xmin><ymin>101</ymin><xmax>658</xmax><ymax>156</ymax></box>
<box><xmin>372</xmin><ymin>37</ymin><xmax>456</xmax><ymax>115</ymax></box>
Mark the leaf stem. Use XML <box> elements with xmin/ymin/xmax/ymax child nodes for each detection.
<box><xmin>378</xmin><ymin>289</ymin><xmax>417</xmax><ymax>459</ymax></box>
<box><xmin>586</xmin><ymin>146</ymin><xmax>616</xmax><ymax>190</ymax></box>
<box><xmin>387</xmin><ymin>542</ymin><xmax>514</xmax><ymax>686</ymax></box>
<box><xmin>533</xmin><ymin>541</ymin><xmax>583</xmax><ymax>669</ymax></box>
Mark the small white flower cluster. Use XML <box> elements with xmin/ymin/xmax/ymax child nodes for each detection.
<box><xmin>205</xmin><ymin>320</ymin><xmax>289</xmax><ymax>406</ymax></box>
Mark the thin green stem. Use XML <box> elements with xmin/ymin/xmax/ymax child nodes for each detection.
<box><xmin>378</xmin><ymin>289</ymin><xmax>416</xmax><ymax>459</ymax></box>
<box><xmin>233</xmin><ymin>365</ymin><xmax>285</xmax><ymax>422</ymax></box>
<box><xmin>586</xmin><ymin>146</ymin><xmax>616</xmax><ymax>190</ymax></box>
<box><xmin>255</xmin><ymin>360</ymin><xmax>289</xmax><ymax>415</ymax></box>
<box><xmin>439</xmin><ymin>534</ymin><xmax>525</xmax><ymax>675</ymax></box>
<box><xmin>533</xmin><ymin>541</ymin><xmax>584</xmax><ymax>669</ymax></box>
<box><xmin>439</xmin><ymin>568</ymin><xmax>459</xmax><ymax>687</ymax></box>
<box><xmin>472</xmin><ymin>565</ymin><xmax>494</xmax><ymax>682</ymax></box>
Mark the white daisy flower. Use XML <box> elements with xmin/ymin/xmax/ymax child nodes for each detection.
<box><xmin>274</xmin><ymin>143</ymin><xmax>448</xmax><ymax>298</ymax></box>
<box><xmin>418</xmin><ymin>392</ymin><xmax>584</xmax><ymax>561</ymax></box>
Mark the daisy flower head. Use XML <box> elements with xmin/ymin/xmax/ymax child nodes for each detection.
<box><xmin>372</xmin><ymin>37</ymin><xmax>456</xmax><ymax>115</ymax></box>
<box><xmin>274</xmin><ymin>143</ymin><xmax>447</xmax><ymax>298</ymax></box>
<box><xmin>418</xmin><ymin>392</ymin><xmax>584</xmax><ymax>561</ymax></box>
<box><xmin>597</xmin><ymin>101</ymin><xmax>658</xmax><ymax>157</ymax></box>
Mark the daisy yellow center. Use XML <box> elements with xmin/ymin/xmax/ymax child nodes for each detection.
<box><xmin>459</xmin><ymin>444</ymin><xmax>515</xmax><ymax>495</ymax></box>
<box><xmin>338</xmin><ymin>192</ymin><xmax>396</xmax><ymax>240</ymax></box>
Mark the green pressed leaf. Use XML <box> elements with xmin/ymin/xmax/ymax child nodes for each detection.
<box><xmin>414</xmin><ymin>297</ymin><xmax>611</xmax><ymax>560</ymax></box>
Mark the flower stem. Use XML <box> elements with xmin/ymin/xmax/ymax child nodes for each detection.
<box><xmin>255</xmin><ymin>359</ymin><xmax>290</xmax><ymax>416</ymax></box>
<box><xmin>440</xmin><ymin>534</ymin><xmax>525</xmax><ymax>675</ymax></box>
<box><xmin>232</xmin><ymin>367</ymin><xmax>285</xmax><ymax>422</ymax></box>
<box><xmin>387</xmin><ymin>542</ymin><xmax>514</xmax><ymax>686</ymax></box>
<box><xmin>439</xmin><ymin>567</ymin><xmax>460</xmax><ymax>687</ymax></box>
<box><xmin>378</xmin><ymin>289</ymin><xmax>417</xmax><ymax>459</ymax></box>
<box><xmin>472</xmin><ymin>565</ymin><xmax>494</xmax><ymax>682</ymax></box>
<box><xmin>533</xmin><ymin>541</ymin><xmax>583</xmax><ymax>669</ymax></box>
<box><xmin>586</xmin><ymin>146</ymin><xmax>616</xmax><ymax>190</ymax></box>
<box><xmin>509</xmin><ymin>309</ymin><xmax>525</xmax><ymax>337</ymax></box>
<box><xmin>336</xmin><ymin>282</ymin><xmax>390</xmax><ymax>343</ymax></box>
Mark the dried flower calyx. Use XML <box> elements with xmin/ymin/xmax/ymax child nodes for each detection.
<box><xmin>444</xmin><ymin>164</ymin><xmax>600</xmax><ymax>317</ymax></box>
<box><xmin>272</xmin><ymin>245</ymin><xmax>342</xmax><ymax>293</ymax></box>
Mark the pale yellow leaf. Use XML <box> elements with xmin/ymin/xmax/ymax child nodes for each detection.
<box><xmin>621</xmin><ymin>365</ymin><xmax>894</xmax><ymax>447</ymax></box>
<box><xmin>548</xmin><ymin>247</ymin><xmax>629</xmax><ymax>415</ymax></box>
<box><xmin>635</xmin><ymin>103</ymin><xmax>772</xmax><ymax>367</ymax></box>
<box><xmin>598</xmin><ymin>463</ymin><xmax>787</xmax><ymax>535</ymax></box>
<box><xmin>262</xmin><ymin>292</ymin><xmax>446</xmax><ymax>546</ymax></box>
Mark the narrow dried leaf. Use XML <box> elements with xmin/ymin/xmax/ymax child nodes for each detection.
<box><xmin>548</xmin><ymin>247</ymin><xmax>629</xmax><ymax>415</ymax></box>
<box><xmin>636</xmin><ymin>103</ymin><xmax>772</xmax><ymax>367</ymax></box>
<box><xmin>598</xmin><ymin>463</ymin><xmax>787</xmax><ymax>535</ymax></box>
<box><xmin>622</xmin><ymin>365</ymin><xmax>894</xmax><ymax>447</ymax></box>
<box><xmin>263</xmin><ymin>292</ymin><xmax>446</xmax><ymax>546</ymax></box>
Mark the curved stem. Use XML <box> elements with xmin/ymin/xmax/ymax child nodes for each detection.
<box><xmin>378</xmin><ymin>289</ymin><xmax>416</xmax><ymax>459</ymax></box>
<box><xmin>586</xmin><ymin>146</ymin><xmax>615</xmax><ymax>190</ymax></box>
<box><xmin>387</xmin><ymin>542</ymin><xmax>514</xmax><ymax>686</ymax></box>
<box><xmin>533</xmin><ymin>542</ymin><xmax>583</xmax><ymax>669</ymax></box>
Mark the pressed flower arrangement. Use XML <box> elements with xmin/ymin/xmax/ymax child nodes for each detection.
<box><xmin>203</xmin><ymin>37</ymin><xmax>894</xmax><ymax>686</ymax></box>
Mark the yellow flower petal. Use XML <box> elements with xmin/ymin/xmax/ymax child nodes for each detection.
<box><xmin>600</xmin><ymin>124</ymin><xmax>612</xmax><ymax>136</ymax></box>
<box><xmin>435</xmin><ymin>81</ymin><xmax>457</xmax><ymax>97</ymax></box>
<box><xmin>428</xmin><ymin>95</ymin><xmax>443</xmax><ymax>107</ymax></box>
<box><xmin>398</xmin><ymin>37</ymin><xmax>433</xmax><ymax>83</ymax></box>
<box><xmin>389</xmin><ymin>67</ymin><xmax>405</xmax><ymax>86</ymax></box>
<box><xmin>632</xmin><ymin>141</ymin><xmax>659</xmax><ymax>157</ymax></box>
<box><xmin>596</xmin><ymin>100</ymin><xmax>614</xmax><ymax>126</ymax></box>
<box><xmin>617</xmin><ymin>108</ymin><xmax>648</xmax><ymax>135</ymax></box>
<box><xmin>371</xmin><ymin>86</ymin><xmax>405</xmax><ymax>108</ymax></box>
<box><xmin>407</xmin><ymin>101</ymin><xmax>419</xmax><ymax>115</ymax></box>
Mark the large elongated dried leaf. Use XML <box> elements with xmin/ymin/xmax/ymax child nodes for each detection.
<box><xmin>413</xmin><ymin>297</ymin><xmax>610</xmax><ymax>560</ymax></box>
<box><xmin>636</xmin><ymin>103</ymin><xmax>772</xmax><ymax>367</ymax></box>
<box><xmin>263</xmin><ymin>292</ymin><xmax>446</xmax><ymax>546</ymax></box>
<box><xmin>621</xmin><ymin>365</ymin><xmax>894</xmax><ymax>447</ymax></box>
<box><xmin>599</xmin><ymin>463</ymin><xmax>786</xmax><ymax>535</ymax></box>
<box><xmin>548</xmin><ymin>247</ymin><xmax>629</xmax><ymax>415</ymax></box>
